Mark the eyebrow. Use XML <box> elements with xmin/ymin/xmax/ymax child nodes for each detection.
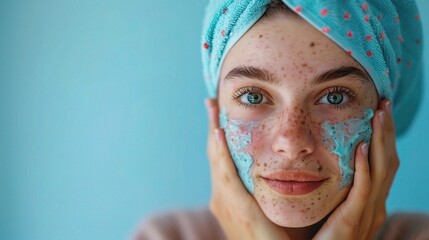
<box><xmin>224</xmin><ymin>65</ymin><xmax>372</xmax><ymax>86</ymax></box>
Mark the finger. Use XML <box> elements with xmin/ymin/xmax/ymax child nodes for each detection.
<box><xmin>206</xmin><ymin>98</ymin><xmax>220</xmax><ymax>160</ymax></box>
<box><xmin>205</xmin><ymin>98</ymin><xmax>219</xmax><ymax>131</ymax></box>
<box><xmin>319</xmin><ymin>142</ymin><xmax>371</xmax><ymax>237</ymax></box>
<box><xmin>345</xmin><ymin>142</ymin><xmax>371</xmax><ymax>217</ymax></box>
<box><xmin>213</xmin><ymin>127</ymin><xmax>249</xmax><ymax>194</ymax></box>
<box><xmin>369</xmin><ymin>108</ymin><xmax>388</xmax><ymax>190</ymax></box>
<box><xmin>381</xmin><ymin>100</ymin><xmax>400</xmax><ymax>175</ymax></box>
<box><xmin>377</xmin><ymin>100</ymin><xmax>399</xmax><ymax>208</ymax></box>
<box><xmin>344</xmin><ymin>142</ymin><xmax>372</xmax><ymax>238</ymax></box>
<box><xmin>381</xmin><ymin>100</ymin><xmax>396</xmax><ymax>141</ymax></box>
<box><xmin>364</xmin><ymin>111</ymin><xmax>385</xmax><ymax>238</ymax></box>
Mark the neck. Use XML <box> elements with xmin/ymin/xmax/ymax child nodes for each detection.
<box><xmin>282</xmin><ymin>215</ymin><xmax>327</xmax><ymax>240</ymax></box>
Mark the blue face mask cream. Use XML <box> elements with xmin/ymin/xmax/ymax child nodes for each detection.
<box><xmin>220</xmin><ymin>106</ymin><xmax>374</xmax><ymax>193</ymax></box>
<box><xmin>321</xmin><ymin>109</ymin><xmax>374</xmax><ymax>188</ymax></box>
<box><xmin>219</xmin><ymin>107</ymin><xmax>257</xmax><ymax>194</ymax></box>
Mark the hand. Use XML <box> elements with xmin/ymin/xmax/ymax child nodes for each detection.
<box><xmin>314</xmin><ymin>99</ymin><xmax>399</xmax><ymax>240</ymax></box>
<box><xmin>205</xmin><ymin>98</ymin><xmax>288</xmax><ymax>240</ymax></box>
<box><xmin>377</xmin><ymin>212</ymin><xmax>429</xmax><ymax>239</ymax></box>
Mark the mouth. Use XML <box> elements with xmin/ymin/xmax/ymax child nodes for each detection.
<box><xmin>261</xmin><ymin>171</ymin><xmax>328</xmax><ymax>196</ymax></box>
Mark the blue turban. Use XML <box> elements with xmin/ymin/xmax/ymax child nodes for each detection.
<box><xmin>201</xmin><ymin>0</ymin><xmax>424</xmax><ymax>136</ymax></box>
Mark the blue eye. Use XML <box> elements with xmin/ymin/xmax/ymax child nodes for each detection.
<box><xmin>327</xmin><ymin>92</ymin><xmax>344</xmax><ymax>104</ymax></box>
<box><xmin>233</xmin><ymin>86</ymin><xmax>272</xmax><ymax>109</ymax></box>
<box><xmin>318</xmin><ymin>87</ymin><xmax>353</xmax><ymax>106</ymax></box>
<box><xmin>241</xmin><ymin>92</ymin><xmax>264</xmax><ymax>104</ymax></box>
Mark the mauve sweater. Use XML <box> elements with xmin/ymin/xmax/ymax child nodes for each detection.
<box><xmin>132</xmin><ymin>207</ymin><xmax>429</xmax><ymax>240</ymax></box>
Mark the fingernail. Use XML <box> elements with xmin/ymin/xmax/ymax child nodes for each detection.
<box><xmin>361</xmin><ymin>143</ymin><xmax>369</xmax><ymax>157</ymax></box>
<box><xmin>215</xmin><ymin>128</ymin><xmax>222</xmax><ymax>142</ymax></box>
<box><xmin>378</xmin><ymin>111</ymin><xmax>385</xmax><ymax>126</ymax></box>
<box><xmin>385</xmin><ymin>101</ymin><xmax>392</xmax><ymax>112</ymax></box>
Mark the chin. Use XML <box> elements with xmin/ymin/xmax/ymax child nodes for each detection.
<box><xmin>257</xmin><ymin>197</ymin><xmax>329</xmax><ymax>228</ymax></box>
<box><xmin>253</xmin><ymin>178</ymin><xmax>351</xmax><ymax>228</ymax></box>
<box><xmin>263</xmin><ymin>206</ymin><xmax>327</xmax><ymax>228</ymax></box>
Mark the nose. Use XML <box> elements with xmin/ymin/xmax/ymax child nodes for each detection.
<box><xmin>271</xmin><ymin>108</ymin><xmax>316</xmax><ymax>160</ymax></box>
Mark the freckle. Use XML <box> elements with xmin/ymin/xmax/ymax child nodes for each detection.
<box><xmin>264</xmin><ymin>163</ymin><xmax>267</xmax><ymax>167</ymax></box>
<box><xmin>318</xmin><ymin>197</ymin><xmax>321</xmax><ymax>200</ymax></box>
<box><xmin>311</xmin><ymin>202</ymin><xmax>314</xmax><ymax>205</ymax></box>
<box><xmin>301</xmin><ymin>63</ymin><xmax>308</xmax><ymax>67</ymax></box>
<box><xmin>259</xmin><ymin>34</ymin><xmax>263</xmax><ymax>38</ymax></box>
<box><xmin>310</xmin><ymin>42</ymin><xmax>315</xmax><ymax>47</ymax></box>
<box><xmin>291</xmin><ymin>205</ymin><xmax>295</xmax><ymax>208</ymax></box>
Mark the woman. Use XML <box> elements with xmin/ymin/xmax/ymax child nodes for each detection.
<box><xmin>135</xmin><ymin>1</ymin><xmax>429</xmax><ymax>239</ymax></box>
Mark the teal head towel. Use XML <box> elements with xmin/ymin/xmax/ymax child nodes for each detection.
<box><xmin>201</xmin><ymin>0</ymin><xmax>424</xmax><ymax>135</ymax></box>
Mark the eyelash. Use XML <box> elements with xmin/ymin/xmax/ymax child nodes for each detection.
<box><xmin>232</xmin><ymin>86</ymin><xmax>356</xmax><ymax>110</ymax></box>
<box><xmin>232</xmin><ymin>86</ymin><xmax>273</xmax><ymax>109</ymax></box>
<box><xmin>318</xmin><ymin>86</ymin><xmax>356</xmax><ymax>110</ymax></box>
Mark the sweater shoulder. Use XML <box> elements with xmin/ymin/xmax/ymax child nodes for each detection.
<box><xmin>132</xmin><ymin>207</ymin><xmax>226</xmax><ymax>240</ymax></box>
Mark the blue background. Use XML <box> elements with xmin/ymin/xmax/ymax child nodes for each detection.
<box><xmin>0</xmin><ymin>1</ymin><xmax>428</xmax><ymax>239</ymax></box>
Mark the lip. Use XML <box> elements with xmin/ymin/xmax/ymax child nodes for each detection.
<box><xmin>262</xmin><ymin>171</ymin><xmax>328</xmax><ymax>196</ymax></box>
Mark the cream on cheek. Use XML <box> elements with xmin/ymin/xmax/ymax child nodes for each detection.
<box><xmin>321</xmin><ymin>109</ymin><xmax>374</xmax><ymax>188</ymax></box>
<box><xmin>219</xmin><ymin>107</ymin><xmax>260</xmax><ymax>193</ymax></box>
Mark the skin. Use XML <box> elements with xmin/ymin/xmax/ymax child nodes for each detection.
<box><xmin>205</xmin><ymin>13</ymin><xmax>399</xmax><ymax>240</ymax></box>
<box><xmin>219</xmin><ymin>14</ymin><xmax>378</xmax><ymax>227</ymax></box>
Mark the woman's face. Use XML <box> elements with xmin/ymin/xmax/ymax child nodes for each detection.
<box><xmin>217</xmin><ymin>15</ymin><xmax>378</xmax><ymax>228</ymax></box>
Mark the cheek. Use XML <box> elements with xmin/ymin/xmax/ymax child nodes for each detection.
<box><xmin>321</xmin><ymin>109</ymin><xmax>374</xmax><ymax>188</ymax></box>
<box><xmin>220</xmin><ymin>107</ymin><xmax>261</xmax><ymax>194</ymax></box>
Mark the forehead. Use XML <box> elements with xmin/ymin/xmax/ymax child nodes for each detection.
<box><xmin>219</xmin><ymin>15</ymin><xmax>366</xmax><ymax>83</ymax></box>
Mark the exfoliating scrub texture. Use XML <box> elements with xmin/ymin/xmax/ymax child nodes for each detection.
<box><xmin>219</xmin><ymin>107</ymin><xmax>257</xmax><ymax>193</ymax></box>
<box><xmin>322</xmin><ymin>109</ymin><xmax>374</xmax><ymax>188</ymax></box>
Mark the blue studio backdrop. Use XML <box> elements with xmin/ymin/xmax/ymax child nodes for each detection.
<box><xmin>1</xmin><ymin>1</ymin><xmax>428</xmax><ymax>239</ymax></box>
